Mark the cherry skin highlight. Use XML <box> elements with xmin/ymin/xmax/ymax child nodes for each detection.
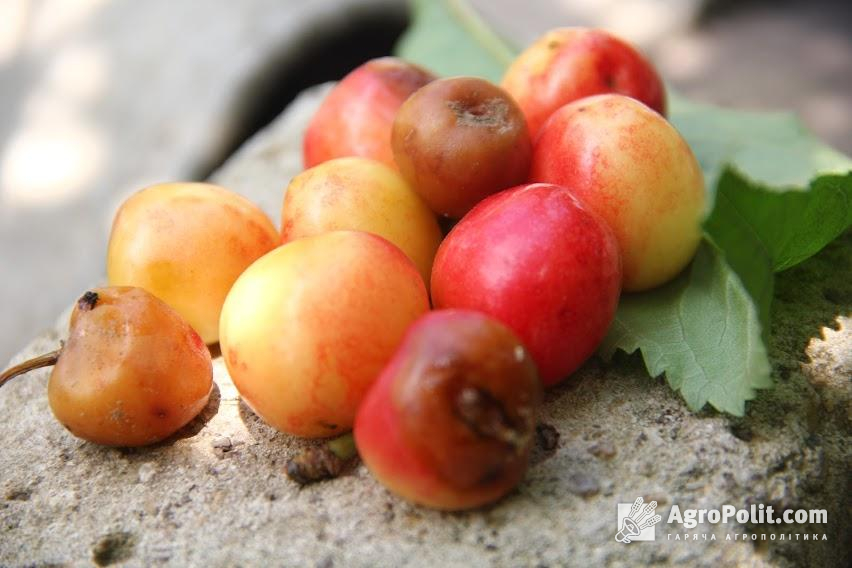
<box><xmin>531</xmin><ymin>95</ymin><xmax>706</xmax><ymax>291</ymax></box>
<box><xmin>281</xmin><ymin>157</ymin><xmax>442</xmax><ymax>287</ymax></box>
<box><xmin>431</xmin><ymin>183</ymin><xmax>622</xmax><ymax>385</ymax></box>
<box><xmin>502</xmin><ymin>27</ymin><xmax>666</xmax><ymax>138</ymax></box>
<box><xmin>107</xmin><ymin>182</ymin><xmax>278</xmax><ymax>344</ymax></box>
<box><xmin>219</xmin><ymin>230</ymin><xmax>429</xmax><ymax>438</ymax></box>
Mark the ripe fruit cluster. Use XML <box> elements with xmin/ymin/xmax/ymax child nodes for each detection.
<box><xmin>1</xmin><ymin>27</ymin><xmax>706</xmax><ymax>511</ymax></box>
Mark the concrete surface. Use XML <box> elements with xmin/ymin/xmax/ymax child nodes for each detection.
<box><xmin>1</xmin><ymin>0</ymin><xmax>851</xmax><ymax>368</ymax></box>
<box><xmin>1</xmin><ymin>85</ymin><xmax>849</xmax><ymax>567</ymax></box>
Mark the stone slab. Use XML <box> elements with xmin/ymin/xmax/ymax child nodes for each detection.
<box><xmin>0</xmin><ymin>86</ymin><xmax>849</xmax><ymax>568</ymax></box>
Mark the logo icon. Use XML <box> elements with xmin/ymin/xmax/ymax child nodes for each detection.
<box><xmin>616</xmin><ymin>497</ymin><xmax>661</xmax><ymax>543</ymax></box>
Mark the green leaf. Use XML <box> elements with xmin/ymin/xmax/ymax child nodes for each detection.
<box><xmin>707</xmin><ymin>170</ymin><xmax>852</xmax><ymax>273</ymax></box>
<box><xmin>395</xmin><ymin>0</ymin><xmax>516</xmax><ymax>82</ymax></box>
<box><xmin>600</xmin><ymin>241</ymin><xmax>772</xmax><ymax>416</ymax></box>
<box><xmin>669</xmin><ymin>94</ymin><xmax>852</xmax><ymax>201</ymax></box>
<box><xmin>703</xmin><ymin>169</ymin><xmax>852</xmax><ymax>334</ymax></box>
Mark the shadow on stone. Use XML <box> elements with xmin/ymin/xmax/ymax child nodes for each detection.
<box><xmin>170</xmin><ymin>381</ymin><xmax>222</xmax><ymax>442</ymax></box>
<box><xmin>238</xmin><ymin>398</ymin><xmax>361</xmax><ymax>485</ymax></box>
<box><xmin>114</xmin><ymin>382</ymin><xmax>221</xmax><ymax>455</ymax></box>
<box><xmin>237</xmin><ymin>398</ymin><xmax>314</xmax><ymax>452</ymax></box>
<box><xmin>732</xmin><ymin>229</ymin><xmax>851</xmax><ymax>567</ymax></box>
<box><xmin>195</xmin><ymin>3</ymin><xmax>409</xmax><ymax>180</ymax></box>
<box><xmin>238</xmin><ymin>398</ymin><xmax>283</xmax><ymax>442</ymax></box>
<box><xmin>771</xmin><ymin>230</ymin><xmax>851</xmax><ymax>368</ymax></box>
<box><xmin>207</xmin><ymin>342</ymin><xmax>222</xmax><ymax>359</ymax></box>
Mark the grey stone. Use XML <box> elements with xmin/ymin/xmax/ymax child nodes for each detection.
<box><xmin>0</xmin><ymin>86</ymin><xmax>849</xmax><ymax>567</ymax></box>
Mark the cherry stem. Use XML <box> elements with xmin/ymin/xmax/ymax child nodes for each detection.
<box><xmin>327</xmin><ymin>432</ymin><xmax>357</xmax><ymax>460</ymax></box>
<box><xmin>0</xmin><ymin>347</ymin><xmax>62</xmax><ymax>389</ymax></box>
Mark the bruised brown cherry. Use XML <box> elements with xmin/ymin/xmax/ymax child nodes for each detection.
<box><xmin>391</xmin><ymin>77</ymin><xmax>532</xmax><ymax>219</ymax></box>
<box><xmin>355</xmin><ymin>309</ymin><xmax>542</xmax><ymax>510</ymax></box>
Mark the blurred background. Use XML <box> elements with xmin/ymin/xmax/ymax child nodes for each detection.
<box><xmin>1</xmin><ymin>0</ymin><xmax>850</xmax><ymax>365</ymax></box>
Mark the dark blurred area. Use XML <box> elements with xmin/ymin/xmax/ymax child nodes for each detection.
<box><xmin>0</xmin><ymin>0</ymin><xmax>850</xmax><ymax>365</ymax></box>
<box><xmin>669</xmin><ymin>0</ymin><xmax>851</xmax><ymax>149</ymax></box>
<box><xmin>196</xmin><ymin>7</ymin><xmax>408</xmax><ymax>179</ymax></box>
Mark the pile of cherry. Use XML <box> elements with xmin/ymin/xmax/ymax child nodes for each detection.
<box><xmin>1</xmin><ymin>28</ymin><xmax>705</xmax><ymax>511</ymax></box>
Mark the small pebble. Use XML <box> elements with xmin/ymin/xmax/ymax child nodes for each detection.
<box><xmin>536</xmin><ymin>423</ymin><xmax>560</xmax><ymax>452</ymax></box>
<box><xmin>211</xmin><ymin>436</ymin><xmax>233</xmax><ymax>450</ymax></box>
<box><xmin>566</xmin><ymin>472</ymin><xmax>600</xmax><ymax>498</ymax></box>
<box><xmin>137</xmin><ymin>463</ymin><xmax>156</xmax><ymax>483</ymax></box>
<box><xmin>4</xmin><ymin>487</ymin><xmax>31</xmax><ymax>501</ymax></box>
<box><xmin>529</xmin><ymin>423</ymin><xmax>560</xmax><ymax>465</ymax></box>
<box><xmin>588</xmin><ymin>440</ymin><xmax>616</xmax><ymax>460</ymax></box>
